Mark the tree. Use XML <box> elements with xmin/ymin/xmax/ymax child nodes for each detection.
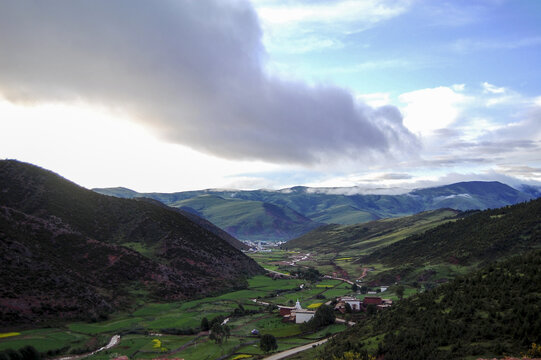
<box><xmin>200</xmin><ymin>317</ymin><xmax>210</xmax><ymax>331</ymax></box>
<box><xmin>351</xmin><ymin>283</ymin><xmax>359</xmax><ymax>292</ymax></box>
<box><xmin>395</xmin><ymin>285</ymin><xmax>405</xmax><ymax>300</ymax></box>
<box><xmin>312</xmin><ymin>304</ymin><xmax>336</xmax><ymax>328</ymax></box>
<box><xmin>360</xmin><ymin>286</ymin><xmax>368</xmax><ymax>294</ymax></box>
<box><xmin>209</xmin><ymin>323</ymin><xmax>230</xmax><ymax>345</ymax></box>
<box><xmin>260</xmin><ymin>334</ymin><xmax>278</xmax><ymax>353</ymax></box>
<box><xmin>18</xmin><ymin>346</ymin><xmax>40</xmax><ymax>360</ymax></box>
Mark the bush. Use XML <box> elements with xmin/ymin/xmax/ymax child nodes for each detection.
<box><xmin>260</xmin><ymin>334</ymin><xmax>278</xmax><ymax>353</ymax></box>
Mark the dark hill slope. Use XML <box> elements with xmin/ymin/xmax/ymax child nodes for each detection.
<box><xmin>0</xmin><ymin>206</ymin><xmax>191</xmax><ymax>325</ymax></box>
<box><xmin>320</xmin><ymin>250</ymin><xmax>541</xmax><ymax>360</ymax></box>
<box><xmin>0</xmin><ymin>160</ymin><xmax>262</xmax><ymax>325</ymax></box>
<box><xmin>134</xmin><ymin>197</ymin><xmax>248</xmax><ymax>250</ymax></box>
<box><xmin>366</xmin><ymin>198</ymin><xmax>541</xmax><ymax>268</ymax></box>
<box><xmin>286</xmin><ymin>208</ymin><xmax>459</xmax><ymax>254</ymax></box>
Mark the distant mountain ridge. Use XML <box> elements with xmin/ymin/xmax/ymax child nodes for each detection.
<box><xmin>94</xmin><ymin>181</ymin><xmax>536</xmax><ymax>242</ymax></box>
<box><xmin>0</xmin><ymin>160</ymin><xmax>262</xmax><ymax>326</ymax></box>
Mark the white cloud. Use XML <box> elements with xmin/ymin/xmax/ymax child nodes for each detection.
<box><xmin>0</xmin><ymin>99</ymin><xmax>281</xmax><ymax>192</ymax></box>
<box><xmin>251</xmin><ymin>0</ymin><xmax>414</xmax><ymax>53</ymax></box>
<box><xmin>482</xmin><ymin>82</ymin><xmax>506</xmax><ymax>94</ymax></box>
<box><xmin>356</xmin><ymin>92</ymin><xmax>391</xmax><ymax>107</ymax></box>
<box><xmin>0</xmin><ymin>0</ymin><xmax>417</xmax><ymax>166</ymax></box>
<box><xmin>253</xmin><ymin>0</ymin><xmax>411</xmax><ymax>26</ymax></box>
<box><xmin>399</xmin><ymin>86</ymin><xmax>469</xmax><ymax>135</ymax></box>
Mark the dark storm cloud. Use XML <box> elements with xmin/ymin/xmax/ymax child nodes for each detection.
<box><xmin>0</xmin><ymin>0</ymin><xmax>417</xmax><ymax>164</ymax></box>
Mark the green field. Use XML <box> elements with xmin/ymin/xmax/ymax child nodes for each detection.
<box><xmin>0</xmin><ymin>274</ymin><xmax>355</xmax><ymax>359</ymax></box>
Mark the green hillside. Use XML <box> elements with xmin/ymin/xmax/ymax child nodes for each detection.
<box><xmin>366</xmin><ymin>198</ymin><xmax>541</xmax><ymax>267</ymax></box>
<box><xmin>318</xmin><ymin>250</ymin><xmax>541</xmax><ymax>360</ymax></box>
<box><xmin>173</xmin><ymin>194</ymin><xmax>321</xmax><ymax>241</ymax></box>
<box><xmin>287</xmin><ymin>208</ymin><xmax>459</xmax><ymax>255</ymax></box>
<box><xmin>300</xmin><ymin>204</ymin><xmax>378</xmax><ymax>225</ymax></box>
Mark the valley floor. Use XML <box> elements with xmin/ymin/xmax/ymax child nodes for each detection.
<box><xmin>0</xmin><ymin>272</ymin><xmax>361</xmax><ymax>360</ymax></box>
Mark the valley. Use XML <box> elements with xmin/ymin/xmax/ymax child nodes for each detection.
<box><xmin>2</xmin><ymin>1</ymin><xmax>541</xmax><ymax>359</ymax></box>
<box><xmin>0</xmin><ymin>160</ymin><xmax>540</xmax><ymax>360</ymax></box>
<box><xmin>0</xmin><ymin>275</ymin><xmax>363</xmax><ymax>359</ymax></box>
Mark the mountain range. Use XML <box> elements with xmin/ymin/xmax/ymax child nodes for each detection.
<box><xmin>0</xmin><ymin>160</ymin><xmax>262</xmax><ymax>326</ymax></box>
<box><xmin>95</xmin><ymin>181</ymin><xmax>535</xmax><ymax>242</ymax></box>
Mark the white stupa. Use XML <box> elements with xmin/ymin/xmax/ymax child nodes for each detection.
<box><xmin>295</xmin><ymin>299</ymin><xmax>302</xmax><ymax>310</ymax></box>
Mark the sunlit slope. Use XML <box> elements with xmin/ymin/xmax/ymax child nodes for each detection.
<box><xmin>286</xmin><ymin>209</ymin><xmax>459</xmax><ymax>254</ymax></box>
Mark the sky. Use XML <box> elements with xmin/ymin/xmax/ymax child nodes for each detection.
<box><xmin>0</xmin><ymin>0</ymin><xmax>540</xmax><ymax>193</ymax></box>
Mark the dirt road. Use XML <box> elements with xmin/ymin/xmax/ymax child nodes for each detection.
<box><xmin>261</xmin><ymin>337</ymin><xmax>330</xmax><ymax>360</ymax></box>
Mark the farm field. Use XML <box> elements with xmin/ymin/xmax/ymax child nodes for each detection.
<box><xmin>0</xmin><ymin>274</ymin><xmax>356</xmax><ymax>360</ymax></box>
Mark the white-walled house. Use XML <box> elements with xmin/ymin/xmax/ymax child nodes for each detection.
<box><xmin>295</xmin><ymin>309</ymin><xmax>315</xmax><ymax>323</ymax></box>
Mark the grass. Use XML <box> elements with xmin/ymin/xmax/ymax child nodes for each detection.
<box><xmin>0</xmin><ymin>271</ymin><xmax>360</xmax><ymax>359</ymax></box>
<box><xmin>68</xmin><ymin>317</ymin><xmax>145</xmax><ymax>335</ymax></box>
<box><xmin>0</xmin><ymin>329</ymin><xmax>91</xmax><ymax>353</ymax></box>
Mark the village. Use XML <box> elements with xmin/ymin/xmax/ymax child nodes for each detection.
<box><xmin>275</xmin><ymin>295</ymin><xmax>393</xmax><ymax>325</ymax></box>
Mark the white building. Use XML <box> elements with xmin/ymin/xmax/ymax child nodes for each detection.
<box><xmin>295</xmin><ymin>310</ymin><xmax>316</xmax><ymax>324</ymax></box>
<box><xmin>341</xmin><ymin>296</ymin><xmax>362</xmax><ymax>311</ymax></box>
<box><xmin>292</xmin><ymin>299</ymin><xmax>315</xmax><ymax>323</ymax></box>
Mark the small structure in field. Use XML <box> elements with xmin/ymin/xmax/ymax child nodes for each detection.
<box><xmin>278</xmin><ymin>299</ymin><xmax>315</xmax><ymax>323</ymax></box>
<box><xmin>335</xmin><ymin>296</ymin><xmax>362</xmax><ymax>313</ymax></box>
<box><xmin>295</xmin><ymin>309</ymin><xmax>316</xmax><ymax>323</ymax></box>
<box><xmin>362</xmin><ymin>296</ymin><xmax>393</xmax><ymax>310</ymax></box>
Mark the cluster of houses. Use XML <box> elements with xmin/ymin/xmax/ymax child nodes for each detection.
<box><xmin>276</xmin><ymin>295</ymin><xmax>393</xmax><ymax>324</ymax></box>
<box><xmin>278</xmin><ymin>299</ymin><xmax>316</xmax><ymax>324</ymax></box>
<box><xmin>334</xmin><ymin>296</ymin><xmax>392</xmax><ymax>313</ymax></box>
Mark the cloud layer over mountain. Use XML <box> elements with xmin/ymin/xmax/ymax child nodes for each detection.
<box><xmin>0</xmin><ymin>0</ymin><xmax>417</xmax><ymax>165</ymax></box>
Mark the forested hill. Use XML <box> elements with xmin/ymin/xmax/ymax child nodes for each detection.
<box><xmin>0</xmin><ymin>160</ymin><xmax>262</xmax><ymax>326</ymax></box>
<box><xmin>365</xmin><ymin>197</ymin><xmax>541</xmax><ymax>267</ymax></box>
<box><xmin>320</xmin><ymin>250</ymin><xmax>541</xmax><ymax>360</ymax></box>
